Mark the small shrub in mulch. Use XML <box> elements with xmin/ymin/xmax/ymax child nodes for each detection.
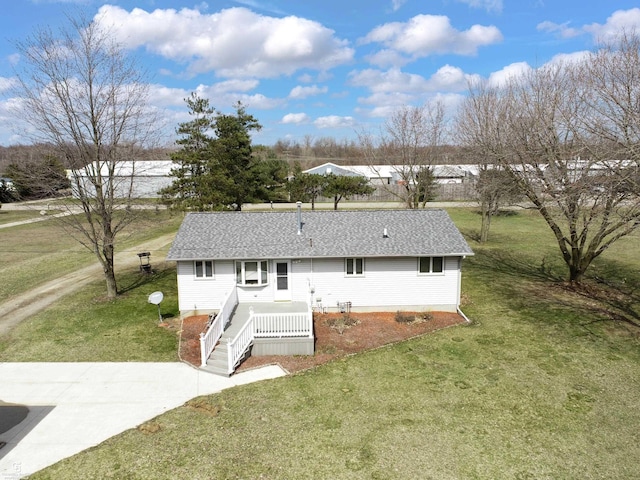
<box><xmin>395</xmin><ymin>311</ymin><xmax>433</xmax><ymax>324</ymax></box>
<box><xmin>325</xmin><ymin>314</ymin><xmax>360</xmax><ymax>334</ymax></box>
<box><xmin>180</xmin><ymin>311</ymin><xmax>467</xmax><ymax>374</ymax></box>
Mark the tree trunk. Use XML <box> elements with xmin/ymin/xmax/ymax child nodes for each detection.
<box><xmin>479</xmin><ymin>201</ymin><xmax>491</xmax><ymax>243</ymax></box>
<box><xmin>102</xmin><ymin>240</ymin><xmax>118</xmax><ymax>298</ymax></box>
<box><xmin>568</xmin><ymin>264</ymin><xmax>584</xmax><ymax>284</ymax></box>
<box><xmin>104</xmin><ymin>262</ymin><xmax>118</xmax><ymax>298</ymax></box>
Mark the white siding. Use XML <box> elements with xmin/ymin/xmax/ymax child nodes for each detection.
<box><xmin>176</xmin><ymin>256</ymin><xmax>463</xmax><ymax>315</ymax></box>
<box><xmin>305</xmin><ymin>256</ymin><xmax>461</xmax><ymax>312</ymax></box>
<box><xmin>175</xmin><ymin>260</ymin><xmax>235</xmax><ymax>315</ymax></box>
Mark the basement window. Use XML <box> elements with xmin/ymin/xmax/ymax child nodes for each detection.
<box><xmin>194</xmin><ymin>260</ymin><xmax>214</xmax><ymax>279</ymax></box>
<box><xmin>236</xmin><ymin>260</ymin><xmax>269</xmax><ymax>286</ymax></box>
<box><xmin>418</xmin><ymin>256</ymin><xmax>444</xmax><ymax>274</ymax></box>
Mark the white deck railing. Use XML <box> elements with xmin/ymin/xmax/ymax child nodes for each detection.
<box><xmin>253</xmin><ymin>306</ymin><xmax>314</xmax><ymax>338</ymax></box>
<box><xmin>227</xmin><ymin>319</ymin><xmax>254</xmax><ymax>375</ymax></box>
<box><xmin>227</xmin><ymin>303</ymin><xmax>313</xmax><ymax>375</ymax></box>
<box><xmin>199</xmin><ymin>286</ymin><xmax>238</xmax><ymax>367</ymax></box>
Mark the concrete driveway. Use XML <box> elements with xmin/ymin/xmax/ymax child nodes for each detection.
<box><xmin>0</xmin><ymin>362</ymin><xmax>286</xmax><ymax>478</ymax></box>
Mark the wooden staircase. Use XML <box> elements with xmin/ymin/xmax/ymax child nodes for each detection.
<box><xmin>204</xmin><ymin>330</ymin><xmax>251</xmax><ymax>377</ymax></box>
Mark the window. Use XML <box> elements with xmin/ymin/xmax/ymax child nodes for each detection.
<box><xmin>345</xmin><ymin>257</ymin><xmax>364</xmax><ymax>276</ymax></box>
<box><xmin>236</xmin><ymin>260</ymin><xmax>269</xmax><ymax>286</ymax></box>
<box><xmin>419</xmin><ymin>256</ymin><xmax>444</xmax><ymax>274</ymax></box>
<box><xmin>194</xmin><ymin>260</ymin><xmax>214</xmax><ymax>278</ymax></box>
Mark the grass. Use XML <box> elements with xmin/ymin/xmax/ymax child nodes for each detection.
<box><xmin>0</xmin><ymin>263</ymin><xmax>179</xmax><ymax>362</ymax></box>
<box><xmin>0</xmin><ymin>209</ymin><xmax>46</xmax><ymax>225</ymax></box>
<box><xmin>25</xmin><ymin>206</ymin><xmax>640</xmax><ymax>479</ymax></box>
<box><xmin>0</xmin><ymin>209</ymin><xmax>183</xmax><ymax>302</ymax></box>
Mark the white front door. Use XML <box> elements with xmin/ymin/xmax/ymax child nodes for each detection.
<box><xmin>274</xmin><ymin>260</ymin><xmax>291</xmax><ymax>301</ymax></box>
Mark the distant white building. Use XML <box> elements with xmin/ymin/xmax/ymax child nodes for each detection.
<box><xmin>303</xmin><ymin>162</ymin><xmax>475</xmax><ymax>185</ymax></box>
<box><xmin>67</xmin><ymin>160</ymin><xmax>174</xmax><ymax>199</ymax></box>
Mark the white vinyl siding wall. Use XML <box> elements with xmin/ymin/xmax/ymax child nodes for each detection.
<box><xmin>306</xmin><ymin>256</ymin><xmax>461</xmax><ymax>311</ymax></box>
<box><xmin>175</xmin><ymin>256</ymin><xmax>463</xmax><ymax>316</ymax></box>
<box><xmin>175</xmin><ymin>260</ymin><xmax>235</xmax><ymax>314</ymax></box>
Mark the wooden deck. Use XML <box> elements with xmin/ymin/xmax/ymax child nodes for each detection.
<box><xmin>225</xmin><ymin>301</ymin><xmax>310</xmax><ymax>337</ymax></box>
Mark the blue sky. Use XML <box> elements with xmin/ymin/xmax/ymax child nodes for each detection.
<box><xmin>1</xmin><ymin>0</ymin><xmax>639</xmax><ymax>147</ymax></box>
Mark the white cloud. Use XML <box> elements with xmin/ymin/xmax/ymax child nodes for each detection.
<box><xmin>546</xmin><ymin>50</ymin><xmax>592</xmax><ymax>67</ymax></box>
<box><xmin>486</xmin><ymin>62</ymin><xmax>532</xmax><ymax>87</ymax></box>
<box><xmin>314</xmin><ymin>115</ymin><xmax>355</xmax><ymax>128</ymax></box>
<box><xmin>297</xmin><ymin>73</ymin><xmax>314</xmax><ymax>83</ymax></box>
<box><xmin>538</xmin><ymin>8</ymin><xmax>640</xmax><ymax>43</ymax></box>
<box><xmin>365</xmin><ymin>49</ymin><xmax>410</xmax><ymax>68</ymax></box>
<box><xmin>584</xmin><ymin>8</ymin><xmax>640</xmax><ymax>43</ymax></box>
<box><xmin>210</xmin><ymin>79</ymin><xmax>260</xmax><ymax>93</ymax></box>
<box><xmin>148</xmin><ymin>80</ymin><xmax>282</xmax><ymax>111</ymax></box>
<box><xmin>391</xmin><ymin>0</ymin><xmax>406</xmax><ymax>12</ymax></box>
<box><xmin>288</xmin><ymin>84</ymin><xmax>328</xmax><ymax>99</ymax></box>
<box><xmin>537</xmin><ymin>21</ymin><xmax>580</xmax><ymax>39</ymax></box>
<box><xmin>429</xmin><ymin>65</ymin><xmax>481</xmax><ymax>91</ymax></box>
<box><xmin>281</xmin><ymin>113</ymin><xmax>310</xmax><ymax>124</ymax></box>
<box><xmin>349</xmin><ymin>66</ymin><xmax>478</xmax><ymax>94</ymax></box>
<box><xmin>0</xmin><ymin>77</ymin><xmax>17</xmax><ymax>94</ymax></box>
<box><xmin>361</xmin><ymin>14</ymin><xmax>502</xmax><ymax>60</ymax></box>
<box><xmin>95</xmin><ymin>5</ymin><xmax>354</xmax><ymax>78</ymax></box>
<box><xmin>482</xmin><ymin>51</ymin><xmax>591</xmax><ymax>90</ymax></box>
<box><xmin>356</xmin><ymin>90</ymin><xmax>414</xmax><ymax>108</ymax></box>
<box><xmin>456</xmin><ymin>0</ymin><xmax>503</xmax><ymax>14</ymax></box>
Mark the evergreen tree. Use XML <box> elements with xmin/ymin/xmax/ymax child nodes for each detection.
<box><xmin>287</xmin><ymin>162</ymin><xmax>329</xmax><ymax>210</ymax></box>
<box><xmin>323</xmin><ymin>174</ymin><xmax>374</xmax><ymax>210</ymax></box>
<box><xmin>211</xmin><ymin>102</ymin><xmax>262</xmax><ymax>210</ymax></box>
<box><xmin>162</xmin><ymin>96</ymin><xmax>269</xmax><ymax>211</ymax></box>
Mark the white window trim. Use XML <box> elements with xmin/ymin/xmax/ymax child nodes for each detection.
<box><xmin>194</xmin><ymin>260</ymin><xmax>214</xmax><ymax>279</ymax></box>
<box><xmin>345</xmin><ymin>257</ymin><xmax>365</xmax><ymax>277</ymax></box>
<box><xmin>236</xmin><ymin>260</ymin><xmax>269</xmax><ymax>287</ymax></box>
<box><xmin>418</xmin><ymin>256</ymin><xmax>445</xmax><ymax>275</ymax></box>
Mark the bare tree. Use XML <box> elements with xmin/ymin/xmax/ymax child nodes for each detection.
<box><xmin>359</xmin><ymin>101</ymin><xmax>446</xmax><ymax>208</ymax></box>
<box><xmin>459</xmin><ymin>34</ymin><xmax>640</xmax><ymax>283</ymax></box>
<box><xmin>12</xmin><ymin>14</ymin><xmax>160</xmax><ymax>298</ymax></box>
<box><xmin>457</xmin><ymin>88</ymin><xmax>521</xmax><ymax>243</ymax></box>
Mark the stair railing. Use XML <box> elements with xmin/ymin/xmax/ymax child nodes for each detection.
<box><xmin>199</xmin><ymin>285</ymin><xmax>238</xmax><ymax>367</ymax></box>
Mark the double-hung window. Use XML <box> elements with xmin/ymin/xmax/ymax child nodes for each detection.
<box><xmin>345</xmin><ymin>257</ymin><xmax>364</xmax><ymax>276</ymax></box>
<box><xmin>418</xmin><ymin>256</ymin><xmax>444</xmax><ymax>274</ymax></box>
<box><xmin>194</xmin><ymin>260</ymin><xmax>214</xmax><ymax>279</ymax></box>
<box><xmin>236</xmin><ymin>260</ymin><xmax>269</xmax><ymax>286</ymax></box>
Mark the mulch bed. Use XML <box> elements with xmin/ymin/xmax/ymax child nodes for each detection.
<box><xmin>178</xmin><ymin>311</ymin><xmax>466</xmax><ymax>374</ymax></box>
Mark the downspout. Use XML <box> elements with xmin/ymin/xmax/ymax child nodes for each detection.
<box><xmin>456</xmin><ymin>256</ymin><xmax>472</xmax><ymax>324</ymax></box>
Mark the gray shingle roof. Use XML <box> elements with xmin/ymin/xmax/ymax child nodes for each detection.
<box><xmin>167</xmin><ymin>209</ymin><xmax>474</xmax><ymax>261</ymax></box>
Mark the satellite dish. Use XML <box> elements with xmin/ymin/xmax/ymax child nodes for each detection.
<box><xmin>148</xmin><ymin>291</ymin><xmax>164</xmax><ymax>305</ymax></box>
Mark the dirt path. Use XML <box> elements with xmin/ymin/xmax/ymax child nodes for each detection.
<box><xmin>0</xmin><ymin>232</ymin><xmax>176</xmax><ymax>336</ymax></box>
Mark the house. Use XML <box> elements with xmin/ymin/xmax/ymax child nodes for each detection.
<box><xmin>167</xmin><ymin>206</ymin><xmax>473</xmax><ymax>375</ymax></box>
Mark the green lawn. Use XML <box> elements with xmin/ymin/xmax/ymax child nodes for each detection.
<box><xmin>0</xmin><ymin>209</ymin><xmax>183</xmax><ymax>302</ymax></box>
<box><xmin>0</xmin><ymin>209</ymin><xmax>46</xmax><ymax>225</ymax></box>
<box><xmin>26</xmin><ymin>207</ymin><xmax>640</xmax><ymax>479</ymax></box>
<box><xmin>0</xmin><ymin>263</ymin><xmax>179</xmax><ymax>362</ymax></box>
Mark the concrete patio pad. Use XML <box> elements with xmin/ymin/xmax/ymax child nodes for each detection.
<box><xmin>0</xmin><ymin>362</ymin><xmax>286</xmax><ymax>478</ymax></box>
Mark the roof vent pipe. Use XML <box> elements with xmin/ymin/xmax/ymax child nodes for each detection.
<box><xmin>383</xmin><ymin>227</ymin><xmax>389</xmax><ymax>238</ymax></box>
<box><xmin>296</xmin><ymin>201</ymin><xmax>302</xmax><ymax>235</ymax></box>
